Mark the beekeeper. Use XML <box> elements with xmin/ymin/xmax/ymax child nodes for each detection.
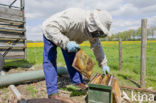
<box><xmin>42</xmin><ymin>8</ymin><xmax>112</xmax><ymax>98</ymax></box>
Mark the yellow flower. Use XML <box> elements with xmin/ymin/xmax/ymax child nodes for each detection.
<box><xmin>27</xmin><ymin>40</ymin><xmax>156</xmax><ymax>47</ymax></box>
<box><xmin>27</xmin><ymin>42</ymin><xmax>43</xmax><ymax>47</ymax></box>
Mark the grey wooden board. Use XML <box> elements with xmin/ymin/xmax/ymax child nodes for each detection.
<box><xmin>0</xmin><ymin>46</ymin><xmax>26</xmax><ymax>48</ymax></box>
<box><xmin>0</xmin><ymin>26</ymin><xmax>24</xmax><ymax>34</ymax></box>
<box><xmin>4</xmin><ymin>55</ymin><xmax>25</xmax><ymax>60</ymax></box>
<box><xmin>0</xmin><ymin>6</ymin><xmax>23</xmax><ymax>21</ymax></box>
<box><xmin>0</xmin><ymin>38</ymin><xmax>25</xmax><ymax>41</ymax></box>
<box><xmin>0</xmin><ymin>39</ymin><xmax>24</xmax><ymax>43</ymax></box>
<box><xmin>0</xmin><ymin>31</ymin><xmax>25</xmax><ymax>38</ymax></box>
<box><xmin>0</xmin><ymin>17</ymin><xmax>24</xmax><ymax>25</ymax></box>
<box><xmin>0</xmin><ymin>23</ymin><xmax>23</xmax><ymax>28</ymax></box>
<box><xmin>0</xmin><ymin>40</ymin><xmax>25</xmax><ymax>48</ymax></box>
<box><xmin>0</xmin><ymin>43</ymin><xmax>25</xmax><ymax>47</ymax></box>
<box><xmin>0</xmin><ymin>48</ymin><xmax>24</xmax><ymax>51</ymax></box>
<box><xmin>0</xmin><ymin>40</ymin><xmax>24</xmax><ymax>45</ymax></box>
<box><xmin>0</xmin><ymin>6</ymin><xmax>23</xmax><ymax>16</ymax></box>
<box><xmin>0</xmin><ymin>27</ymin><xmax>25</xmax><ymax>33</ymax></box>
<box><xmin>0</xmin><ymin>50</ymin><xmax>24</xmax><ymax>56</ymax></box>
<box><xmin>0</xmin><ymin>32</ymin><xmax>25</xmax><ymax>39</ymax></box>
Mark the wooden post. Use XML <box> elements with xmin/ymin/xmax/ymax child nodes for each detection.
<box><xmin>140</xmin><ymin>19</ymin><xmax>147</xmax><ymax>88</ymax></box>
<box><xmin>20</xmin><ymin>0</ymin><xmax>27</xmax><ymax>60</ymax></box>
<box><xmin>119</xmin><ymin>37</ymin><xmax>122</xmax><ymax>70</ymax></box>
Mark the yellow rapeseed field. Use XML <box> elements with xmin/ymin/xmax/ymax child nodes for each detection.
<box><xmin>27</xmin><ymin>40</ymin><xmax>156</xmax><ymax>47</ymax></box>
<box><xmin>27</xmin><ymin>42</ymin><xmax>44</xmax><ymax>47</ymax></box>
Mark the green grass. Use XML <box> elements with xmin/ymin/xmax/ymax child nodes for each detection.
<box><xmin>60</xmin><ymin>85</ymin><xmax>87</xmax><ymax>96</ymax></box>
<box><xmin>5</xmin><ymin>42</ymin><xmax>156</xmax><ymax>90</ymax></box>
<box><xmin>26</xmin><ymin>86</ymin><xmax>38</xmax><ymax>97</ymax></box>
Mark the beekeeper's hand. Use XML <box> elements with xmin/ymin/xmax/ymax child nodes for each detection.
<box><xmin>66</xmin><ymin>41</ymin><xmax>80</xmax><ymax>52</ymax></box>
<box><xmin>102</xmin><ymin>65</ymin><xmax>110</xmax><ymax>75</ymax></box>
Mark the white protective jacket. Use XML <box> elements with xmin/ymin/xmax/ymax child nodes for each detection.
<box><xmin>42</xmin><ymin>8</ymin><xmax>110</xmax><ymax>67</ymax></box>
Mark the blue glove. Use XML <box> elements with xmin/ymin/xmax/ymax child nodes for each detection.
<box><xmin>102</xmin><ymin>65</ymin><xmax>110</xmax><ymax>75</ymax></box>
<box><xmin>66</xmin><ymin>41</ymin><xmax>80</xmax><ymax>52</ymax></box>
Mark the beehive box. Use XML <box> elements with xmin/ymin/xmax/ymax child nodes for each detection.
<box><xmin>88</xmin><ymin>84</ymin><xmax>112</xmax><ymax>103</ymax></box>
<box><xmin>88</xmin><ymin>74</ymin><xmax>121</xmax><ymax>103</ymax></box>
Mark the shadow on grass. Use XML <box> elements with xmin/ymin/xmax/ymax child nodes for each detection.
<box><xmin>61</xmin><ymin>86</ymin><xmax>87</xmax><ymax>97</ymax></box>
<box><xmin>57</xmin><ymin>75</ymin><xmax>87</xmax><ymax>96</ymax></box>
<box><xmin>3</xmin><ymin>59</ymin><xmax>35</xmax><ymax>72</ymax></box>
<box><xmin>110</xmin><ymin>65</ymin><xmax>119</xmax><ymax>70</ymax></box>
<box><xmin>118</xmin><ymin>74</ymin><xmax>140</xmax><ymax>88</ymax></box>
<box><xmin>149</xmin><ymin>78</ymin><xmax>156</xmax><ymax>83</ymax></box>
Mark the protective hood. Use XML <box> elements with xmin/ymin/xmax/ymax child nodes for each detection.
<box><xmin>86</xmin><ymin>9</ymin><xmax>112</xmax><ymax>37</ymax></box>
<box><xmin>86</xmin><ymin>12</ymin><xmax>99</xmax><ymax>33</ymax></box>
<box><xmin>93</xmin><ymin>9</ymin><xmax>112</xmax><ymax>36</ymax></box>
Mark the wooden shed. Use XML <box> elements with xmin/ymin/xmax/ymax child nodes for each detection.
<box><xmin>0</xmin><ymin>0</ymin><xmax>26</xmax><ymax>70</ymax></box>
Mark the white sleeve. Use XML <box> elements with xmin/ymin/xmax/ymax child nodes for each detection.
<box><xmin>89</xmin><ymin>38</ymin><xmax>107</xmax><ymax>67</ymax></box>
<box><xmin>44</xmin><ymin>24</ymin><xmax>69</xmax><ymax>49</ymax></box>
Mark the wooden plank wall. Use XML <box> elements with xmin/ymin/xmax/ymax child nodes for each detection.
<box><xmin>0</xmin><ymin>6</ymin><xmax>23</xmax><ymax>21</ymax></box>
<box><xmin>0</xmin><ymin>6</ymin><xmax>26</xmax><ymax>60</ymax></box>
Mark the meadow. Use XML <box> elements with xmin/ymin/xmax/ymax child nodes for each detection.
<box><xmin>6</xmin><ymin>40</ymin><xmax>156</xmax><ymax>89</ymax></box>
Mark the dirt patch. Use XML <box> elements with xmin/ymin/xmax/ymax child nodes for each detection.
<box><xmin>0</xmin><ymin>65</ymin><xmax>87</xmax><ymax>103</ymax></box>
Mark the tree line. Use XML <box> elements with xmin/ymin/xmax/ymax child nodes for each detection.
<box><xmin>103</xmin><ymin>26</ymin><xmax>156</xmax><ymax>41</ymax></box>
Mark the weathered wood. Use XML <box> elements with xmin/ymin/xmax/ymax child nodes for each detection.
<box><xmin>20</xmin><ymin>0</ymin><xmax>26</xmax><ymax>59</ymax></box>
<box><xmin>0</xmin><ymin>23</ymin><xmax>24</xmax><ymax>29</ymax></box>
<box><xmin>119</xmin><ymin>38</ymin><xmax>122</xmax><ymax>70</ymax></box>
<box><xmin>0</xmin><ymin>13</ymin><xmax>23</xmax><ymax>22</ymax></box>
<box><xmin>72</xmin><ymin>50</ymin><xmax>95</xmax><ymax>79</ymax></box>
<box><xmin>0</xmin><ymin>21</ymin><xmax>24</xmax><ymax>27</ymax></box>
<box><xmin>0</xmin><ymin>36</ymin><xmax>25</xmax><ymax>40</ymax></box>
<box><xmin>4</xmin><ymin>55</ymin><xmax>25</xmax><ymax>59</ymax></box>
<box><xmin>0</xmin><ymin>43</ymin><xmax>26</xmax><ymax>49</ymax></box>
<box><xmin>101</xmin><ymin>74</ymin><xmax>110</xmax><ymax>85</ymax></box>
<box><xmin>0</xmin><ymin>39</ymin><xmax>24</xmax><ymax>42</ymax></box>
<box><xmin>120</xmin><ymin>85</ymin><xmax>156</xmax><ymax>94</ymax></box>
<box><xmin>112</xmin><ymin>78</ymin><xmax>121</xmax><ymax>103</ymax></box>
<box><xmin>0</xmin><ymin>0</ymin><xmax>26</xmax><ymax>61</ymax></box>
<box><xmin>0</xmin><ymin>48</ymin><xmax>24</xmax><ymax>51</ymax></box>
<box><xmin>140</xmin><ymin>19</ymin><xmax>147</xmax><ymax>88</ymax></box>
<box><xmin>0</xmin><ymin>46</ymin><xmax>25</xmax><ymax>49</ymax></box>
<box><xmin>0</xmin><ymin>49</ymin><xmax>25</xmax><ymax>54</ymax></box>
<box><xmin>0</xmin><ymin>6</ymin><xmax>22</xmax><ymax>16</ymax></box>
<box><xmin>0</xmin><ymin>51</ymin><xmax>24</xmax><ymax>56</ymax></box>
<box><xmin>89</xmin><ymin>73</ymin><xmax>104</xmax><ymax>84</ymax></box>
<box><xmin>0</xmin><ymin>42</ymin><xmax>25</xmax><ymax>47</ymax></box>
<box><xmin>9</xmin><ymin>85</ymin><xmax>22</xmax><ymax>100</ymax></box>
<box><xmin>0</xmin><ymin>46</ymin><xmax>25</xmax><ymax>56</ymax></box>
<box><xmin>24</xmin><ymin>38</ymin><xmax>26</xmax><ymax>59</ymax></box>
<box><xmin>0</xmin><ymin>38</ymin><xmax>24</xmax><ymax>42</ymax></box>
<box><xmin>0</xmin><ymin>7</ymin><xmax>23</xmax><ymax>21</ymax></box>
<box><xmin>0</xmin><ymin>32</ymin><xmax>25</xmax><ymax>40</ymax></box>
<box><xmin>0</xmin><ymin>40</ymin><xmax>25</xmax><ymax>50</ymax></box>
<box><xmin>108</xmin><ymin>75</ymin><xmax>113</xmax><ymax>86</ymax></box>
<box><xmin>0</xmin><ymin>27</ymin><xmax>25</xmax><ymax>33</ymax></box>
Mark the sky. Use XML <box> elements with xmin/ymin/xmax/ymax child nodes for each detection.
<box><xmin>0</xmin><ymin>0</ymin><xmax>156</xmax><ymax>41</ymax></box>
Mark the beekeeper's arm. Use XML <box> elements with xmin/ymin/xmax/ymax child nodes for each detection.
<box><xmin>44</xmin><ymin>24</ymin><xmax>69</xmax><ymax>49</ymax></box>
<box><xmin>43</xmin><ymin>23</ymin><xmax>80</xmax><ymax>52</ymax></box>
<box><xmin>89</xmin><ymin>38</ymin><xmax>110</xmax><ymax>74</ymax></box>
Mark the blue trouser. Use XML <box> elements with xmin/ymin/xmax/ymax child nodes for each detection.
<box><xmin>43</xmin><ymin>36</ymin><xmax>84</xmax><ymax>95</ymax></box>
